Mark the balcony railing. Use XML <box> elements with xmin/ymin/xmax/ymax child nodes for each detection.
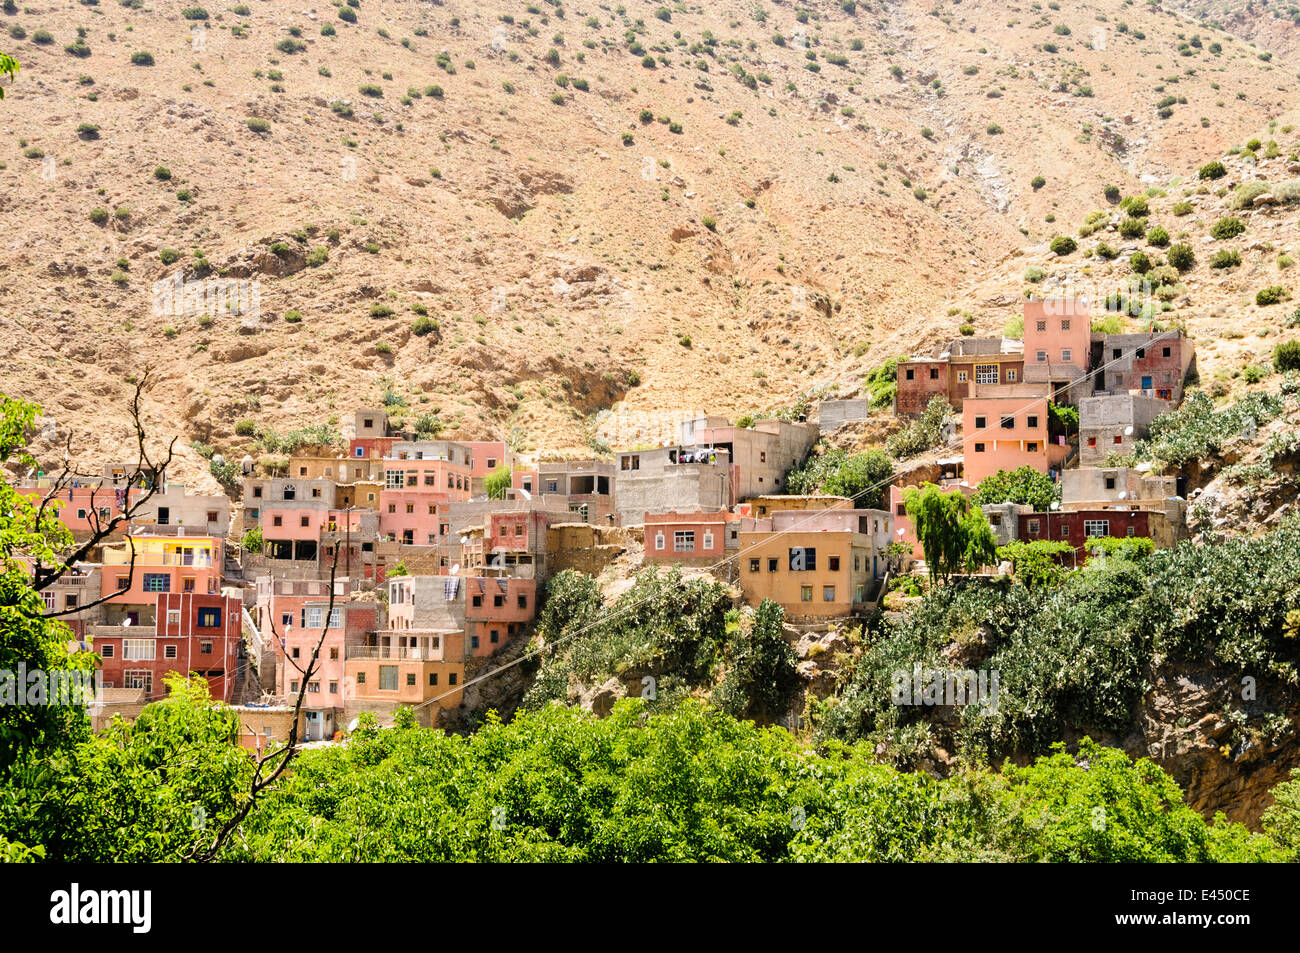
<box><xmin>346</xmin><ymin>644</ymin><xmax>443</xmax><ymax>661</ymax></box>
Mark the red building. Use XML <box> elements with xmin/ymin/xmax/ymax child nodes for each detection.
<box><xmin>93</xmin><ymin>592</ymin><xmax>242</xmax><ymax>702</ymax></box>
<box><xmin>1016</xmin><ymin>508</ymin><xmax>1151</xmax><ymax>559</ymax></box>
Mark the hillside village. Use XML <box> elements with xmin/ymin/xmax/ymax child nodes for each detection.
<box><xmin>10</xmin><ymin>0</ymin><xmax>1300</xmax><ymax>870</ymax></box>
<box><xmin>20</xmin><ymin>293</ymin><xmax>1217</xmax><ymax>746</ymax></box>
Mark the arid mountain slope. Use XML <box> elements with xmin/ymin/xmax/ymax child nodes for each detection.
<box><xmin>0</xmin><ymin>0</ymin><xmax>1294</xmax><ymax>484</ymax></box>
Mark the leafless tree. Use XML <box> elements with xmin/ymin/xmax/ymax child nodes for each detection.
<box><xmin>25</xmin><ymin>373</ymin><xmax>177</xmax><ymax>617</ymax></box>
<box><xmin>186</xmin><ymin>550</ymin><xmax>342</xmax><ymax>862</ymax></box>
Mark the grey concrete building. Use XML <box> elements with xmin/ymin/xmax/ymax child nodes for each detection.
<box><xmin>1078</xmin><ymin>393</ymin><xmax>1168</xmax><ymax>466</ymax></box>
<box><xmin>614</xmin><ymin>446</ymin><xmax>731</xmax><ymax>526</ymax></box>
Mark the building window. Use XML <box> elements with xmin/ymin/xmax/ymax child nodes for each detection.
<box><xmin>123</xmin><ymin>638</ymin><xmax>156</xmax><ymax>661</ymax></box>
<box><xmin>767</xmin><ymin>558</ymin><xmax>778</xmax><ymax>573</ymax></box>
<box><xmin>1084</xmin><ymin>519</ymin><xmax>1110</xmax><ymax>537</ymax></box>
<box><xmin>974</xmin><ymin>443</ymin><xmax>986</xmax><ymax>453</ymax></box>
<box><xmin>621</xmin><ymin>455</ymin><xmax>640</xmax><ymax>471</ymax></box>
<box><xmin>1036</xmin><ymin>350</ymin><xmax>1047</xmax><ymax>363</ymax></box>
<box><xmin>1061</xmin><ymin>349</ymin><xmax>1072</xmax><ymax>362</ymax></box>
<box><xmin>329</xmin><ymin>681</ymin><xmax>338</xmax><ymax>694</ymax></box>
<box><xmin>1061</xmin><ymin>319</ymin><xmax>1070</xmax><ymax>331</ymax></box>
<box><xmin>1026</xmin><ymin>442</ymin><xmax>1039</xmax><ymax>453</ymax></box>
<box><xmin>702</xmin><ymin>531</ymin><xmax>714</xmax><ymax>550</ymax></box>
<box><xmin>1027</xmin><ymin>519</ymin><xmax>1040</xmax><ymax>535</ymax></box>
<box><xmin>166</xmin><ymin>609</ymin><xmax>181</xmax><ymax>628</ymax></box>
<box><xmin>198</xmin><ymin>641</ymin><xmax>212</xmax><ymax>655</ymax></box>
<box><xmin>1059</xmin><ymin>525</ymin><xmax>1070</xmax><ymax>537</ymax></box>
<box><xmin>273</xmin><ymin>515</ymin><xmax>284</xmax><ymax>527</ymax></box>
<box><xmin>1001</xmin><ymin>416</ymin><xmax>1015</xmax><ymax>429</ymax></box>
<box><xmin>301</xmin><ymin>515</ymin><xmax>311</xmax><ymax>527</ymax></box>
<box><xmin>1006</xmin><ymin>369</ymin><xmax>1018</xmax><ymax>382</ymax></box>
<box><xmin>517</xmin><ymin>595</ymin><xmax>527</xmax><ymax>609</ymax></box>
<box><xmin>1126</xmin><ymin>526</ymin><xmax>1136</xmax><ymax>537</ymax></box>
<box><xmin>491</xmin><ymin>630</ymin><xmax>500</xmax><ymax>643</ymax></box>
<box><xmin>142</xmin><ymin>573</ymin><xmax>169</xmax><ymax>593</ymax></box>
<box><xmin>905</xmin><ymin>368</ymin><xmax>915</xmax><ymax>381</ymax></box>
<box><xmin>448</xmin><ymin>673</ymin><xmax>458</xmax><ymax>686</ymax></box>
<box><xmin>1027</xmin><ymin>415</ymin><xmax>1038</xmax><ymax>428</ymax></box>
<box><xmin>749</xmin><ymin>558</ymin><xmax>760</xmax><ymax>572</ymax></box>
<box><xmin>253</xmin><ymin>486</ymin><xmax>263</xmax><ymax>498</ymax></box>
<box><xmin>41</xmin><ymin>591</ymin><xmax>55</xmax><ymax>611</ymax></box>
<box><xmin>198</xmin><ymin>607</ymin><xmax>222</xmax><ymax>628</ymax></box>
<box><xmin>673</xmin><ymin>531</ymin><xmax>695</xmax><ymax>552</ymax></box>
<box><xmin>1105</xmin><ymin>476</ymin><xmax>1116</xmax><ymax>490</ymax></box>
<box><xmin>929</xmin><ymin>367</ymin><xmax>939</xmax><ymax>380</ymax></box>
<box><xmin>283</xmin><ymin>485</ymin><xmax>296</xmax><ymax>501</ymax></box>
<box><xmin>975</xmin><ymin>416</ymin><xmax>986</xmax><ymax>429</ymax></box>
<box><xmin>471</xmin><ymin>635</ymin><xmax>480</xmax><ymax>649</ymax></box>
<box><xmin>1036</xmin><ymin>320</ymin><xmax>1046</xmax><ymax>332</ymax></box>
<box><xmin>1087</xmin><ymin>437</ymin><xmax>1097</xmax><ymax>447</ymax></box>
<box><xmin>1136</xmin><ymin>348</ymin><xmax>1145</xmax><ymax>359</ymax></box>
<box><xmin>1114</xmin><ymin>435</ymin><xmax>1123</xmax><ymax>444</ymax></box>
<box><xmin>800</xmin><ymin>586</ymin><xmax>813</xmax><ymax>602</ymax></box>
<box><xmin>429</xmin><ymin>673</ymin><xmax>438</xmax><ymax>686</ymax></box>
<box><xmin>164</xmin><ymin>645</ymin><xmax>178</xmax><ymax>659</ymax></box>
<box><xmin>655</xmin><ymin>533</ymin><xmax>665</xmax><ymax>551</ymax></box>
<box><xmin>379</xmin><ymin>666</ymin><xmax>398</xmax><ymax>692</ymax></box>
<box><xmin>124</xmin><ymin>671</ymin><xmax>152</xmax><ymax>693</ymax></box>
<box><xmin>472</xmin><ymin>595</ymin><xmax>483</xmax><ymax>608</ymax></box>
<box><xmin>975</xmin><ymin>364</ymin><xmax>999</xmax><ymax>384</ymax></box>
<box><xmin>101</xmin><ymin>644</ymin><xmax>114</xmax><ymax>658</ymax></box>
<box><xmin>828</xmin><ymin>555</ymin><xmax>840</xmax><ymax>571</ymax></box>
<box><xmin>1162</xmin><ymin>347</ymin><xmax>1171</xmax><ymax>358</ymax></box>
<box><xmin>407</xmin><ymin>673</ymin><xmax>417</xmax><ymax>686</ymax></box>
<box><xmin>823</xmin><ymin>586</ymin><xmax>836</xmax><ymax>602</ymax></box>
<box><xmin>356</xmin><ymin>671</ymin><xmax>366</xmax><ymax>684</ymax></box>
<box><xmin>957</xmin><ymin>370</ymin><xmax>968</xmax><ymax>383</ymax></box>
<box><xmin>493</xmin><ymin>595</ymin><xmax>504</xmax><ymax>608</ymax></box>
<box><xmin>789</xmin><ymin>547</ymin><xmax>816</xmax><ymax>571</ymax></box>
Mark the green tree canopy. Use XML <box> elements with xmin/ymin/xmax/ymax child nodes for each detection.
<box><xmin>902</xmin><ymin>483</ymin><xmax>997</xmax><ymax>584</ymax></box>
<box><xmin>971</xmin><ymin>466</ymin><xmax>1061</xmax><ymax>510</ymax></box>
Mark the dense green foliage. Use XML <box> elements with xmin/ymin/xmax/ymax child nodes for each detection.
<box><xmin>1126</xmin><ymin>389</ymin><xmax>1285</xmax><ymax>469</ymax></box>
<box><xmin>484</xmin><ymin>465</ymin><xmax>512</xmax><ymax>500</ymax></box>
<box><xmin>218</xmin><ymin>702</ymin><xmax>1273</xmax><ymax>862</ymax></box>
<box><xmin>785</xmin><ymin>445</ymin><xmax>893</xmax><ymax>508</ymax></box>
<box><xmin>525</xmin><ymin>567</ymin><xmax>798</xmax><ymax>721</ymax></box>
<box><xmin>819</xmin><ymin>520</ymin><xmax>1300</xmax><ymax>766</ymax></box>
<box><xmin>886</xmin><ymin>396</ymin><xmax>953</xmax><ymax>459</ymax></box>
<box><xmin>0</xmin><ymin>398</ymin><xmax>96</xmax><ymax>770</ymax></box>
<box><xmin>903</xmin><ymin>484</ymin><xmax>997</xmax><ymax>584</ymax></box>
<box><xmin>970</xmin><ymin>466</ymin><xmax>1061</xmax><ymax>510</ymax></box>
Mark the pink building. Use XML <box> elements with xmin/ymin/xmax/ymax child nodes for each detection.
<box><xmin>258</xmin><ymin>577</ymin><xmax>381</xmax><ymax>738</ymax></box>
<box><xmin>464</xmin><ymin>576</ymin><xmax>536</xmax><ymax>657</ymax></box>
<box><xmin>642</xmin><ymin>510</ymin><xmax>739</xmax><ymax>566</ymax></box>
<box><xmin>963</xmin><ymin>395</ymin><xmax>1050</xmax><ymax>485</ymax></box>
<box><xmin>962</xmin><ymin>394</ymin><xmax>1070</xmax><ymax>485</ymax></box>
<box><xmin>1022</xmin><ymin>299</ymin><xmax>1091</xmax><ymax>403</ymax></box>
<box><xmin>464</xmin><ymin>441</ymin><xmax>512</xmax><ymax>496</ymax></box>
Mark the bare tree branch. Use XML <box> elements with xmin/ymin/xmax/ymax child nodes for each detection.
<box><xmin>187</xmin><ymin>548</ymin><xmax>342</xmax><ymax>862</ymax></box>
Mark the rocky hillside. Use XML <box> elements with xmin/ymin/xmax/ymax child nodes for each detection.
<box><xmin>0</xmin><ymin>0</ymin><xmax>1296</xmax><ymax>485</ymax></box>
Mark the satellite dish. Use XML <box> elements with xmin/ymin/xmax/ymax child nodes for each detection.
<box><xmin>1123</xmin><ymin>426</ymin><xmax>1134</xmax><ymax>436</ymax></box>
<box><xmin>1050</xmin><ymin>501</ymin><xmax>1060</xmax><ymax>511</ymax></box>
<box><xmin>121</xmin><ymin>618</ymin><xmax>132</xmax><ymax>626</ymax></box>
<box><xmin>896</xmin><ymin>528</ymin><xmax>905</xmax><ymax>536</ymax></box>
<box><xmin>518</xmin><ymin>488</ymin><xmax>532</xmax><ymax>500</ymax></box>
<box><xmin>459</xmin><ymin>535</ymin><xmax>470</xmax><ymax>544</ymax></box>
<box><xmin>347</xmin><ymin>717</ymin><xmax>360</xmax><ymax>733</ymax></box>
<box><xmin>1117</xmin><ymin>490</ymin><xmax>1128</xmax><ymax>499</ymax></box>
<box><xmin>450</xmin><ymin>563</ymin><xmax>460</xmax><ymax>575</ymax></box>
